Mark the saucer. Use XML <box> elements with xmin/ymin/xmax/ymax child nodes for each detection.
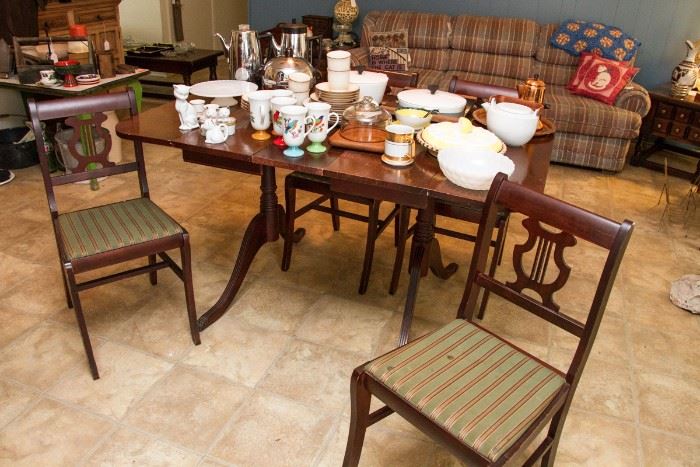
<box><xmin>381</xmin><ymin>154</ymin><xmax>414</xmax><ymax>167</ymax></box>
<box><xmin>36</xmin><ymin>80</ymin><xmax>63</xmax><ymax>88</ymax></box>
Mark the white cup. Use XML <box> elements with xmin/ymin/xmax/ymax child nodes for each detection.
<box><xmin>384</xmin><ymin>124</ymin><xmax>415</xmax><ymax>161</ymax></box>
<box><xmin>190</xmin><ymin>99</ymin><xmax>205</xmax><ymax>117</ymax></box>
<box><xmin>293</xmin><ymin>91</ymin><xmax>310</xmax><ymax>105</ymax></box>
<box><xmin>271</xmin><ymin>89</ymin><xmax>294</xmax><ymax>98</ymax></box>
<box><xmin>247</xmin><ymin>90</ymin><xmax>273</xmax><ymax>140</ymax></box>
<box><xmin>220</xmin><ymin>116</ymin><xmax>236</xmax><ymax>135</ymax></box>
<box><xmin>280</xmin><ymin>105</ymin><xmax>313</xmax><ymax>157</ymax></box>
<box><xmin>306</xmin><ymin>102</ymin><xmax>339</xmax><ymax>153</ymax></box>
<box><xmin>327</xmin><ymin>50</ymin><xmax>351</xmax><ymax>71</ymax></box>
<box><xmin>270</xmin><ymin>96</ymin><xmax>297</xmax><ymax>136</ymax></box>
<box><xmin>288</xmin><ymin>72</ymin><xmax>312</xmax><ymax>92</ymax></box>
<box><xmin>327</xmin><ymin>70</ymin><xmax>350</xmax><ymax>91</ymax></box>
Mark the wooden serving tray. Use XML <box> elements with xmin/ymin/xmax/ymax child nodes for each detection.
<box><xmin>328</xmin><ymin>129</ymin><xmax>385</xmax><ymax>153</ymax></box>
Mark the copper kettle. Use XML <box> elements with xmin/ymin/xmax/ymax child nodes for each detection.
<box><xmin>517</xmin><ymin>74</ymin><xmax>546</xmax><ymax>104</ymax></box>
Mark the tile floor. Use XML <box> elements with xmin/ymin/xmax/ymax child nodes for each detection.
<box><xmin>1</xmin><ymin>109</ymin><xmax>699</xmax><ymax>465</ymax></box>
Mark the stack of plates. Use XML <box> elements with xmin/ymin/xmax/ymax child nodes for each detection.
<box><xmin>314</xmin><ymin>82</ymin><xmax>360</xmax><ymax>113</ymax></box>
<box><xmin>241</xmin><ymin>93</ymin><xmax>249</xmax><ymax>112</ymax></box>
<box><xmin>75</xmin><ymin>74</ymin><xmax>101</xmax><ymax>85</ymax></box>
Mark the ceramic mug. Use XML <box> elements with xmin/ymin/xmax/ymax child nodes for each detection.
<box><xmin>293</xmin><ymin>91</ymin><xmax>310</xmax><ymax>105</ymax></box>
<box><xmin>288</xmin><ymin>72</ymin><xmax>312</xmax><ymax>93</ymax></box>
<box><xmin>271</xmin><ymin>89</ymin><xmax>294</xmax><ymax>99</ymax></box>
<box><xmin>190</xmin><ymin>99</ymin><xmax>206</xmax><ymax>118</ymax></box>
<box><xmin>220</xmin><ymin>116</ymin><xmax>237</xmax><ymax>135</ymax></box>
<box><xmin>326</xmin><ymin>50</ymin><xmax>351</xmax><ymax>71</ymax></box>
<box><xmin>270</xmin><ymin>96</ymin><xmax>297</xmax><ymax>148</ymax></box>
<box><xmin>39</xmin><ymin>69</ymin><xmax>57</xmax><ymax>85</ymax></box>
<box><xmin>247</xmin><ymin>90</ymin><xmax>273</xmax><ymax>140</ymax></box>
<box><xmin>327</xmin><ymin>70</ymin><xmax>350</xmax><ymax>91</ymax></box>
<box><xmin>280</xmin><ymin>105</ymin><xmax>313</xmax><ymax>157</ymax></box>
<box><xmin>306</xmin><ymin>102</ymin><xmax>339</xmax><ymax>153</ymax></box>
<box><xmin>383</xmin><ymin>124</ymin><xmax>415</xmax><ymax>165</ymax></box>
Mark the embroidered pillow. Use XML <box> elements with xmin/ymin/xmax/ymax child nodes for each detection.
<box><xmin>567</xmin><ymin>52</ymin><xmax>639</xmax><ymax>105</ymax></box>
<box><xmin>551</xmin><ymin>20</ymin><xmax>640</xmax><ymax>61</ymax></box>
<box><xmin>368</xmin><ymin>29</ymin><xmax>411</xmax><ymax>71</ymax></box>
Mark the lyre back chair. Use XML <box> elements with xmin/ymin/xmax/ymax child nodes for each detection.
<box><xmin>282</xmin><ymin>71</ymin><xmax>419</xmax><ymax>295</ymax></box>
<box><xmin>343</xmin><ymin>173</ymin><xmax>633</xmax><ymax>466</ymax></box>
<box><xmin>29</xmin><ymin>90</ymin><xmax>200</xmax><ymax>379</ymax></box>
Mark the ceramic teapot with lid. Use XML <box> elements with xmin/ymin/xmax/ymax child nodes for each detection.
<box><xmin>516</xmin><ymin>74</ymin><xmax>546</xmax><ymax>104</ymax></box>
<box><xmin>481</xmin><ymin>98</ymin><xmax>540</xmax><ymax>146</ymax></box>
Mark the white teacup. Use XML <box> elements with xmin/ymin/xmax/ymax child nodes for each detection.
<box><xmin>288</xmin><ymin>72</ymin><xmax>312</xmax><ymax>92</ymax></box>
<box><xmin>271</xmin><ymin>89</ymin><xmax>294</xmax><ymax>98</ymax></box>
<box><xmin>383</xmin><ymin>124</ymin><xmax>415</xmax><ymax>165</ymax></box>
<box><xmin>280</xmin><ymin>105</ymin><xmax>313</xmax><ymax>157</ymax></box>
<box><xmin>327</xmin><ymin>70</ymin><xmax>350</xmax><ymax>91</ymax></box>
<box><xmin>39</xmin><ymin>69</ymin><xmax>57</xmax><ymax>85</ymax></box>
<box><xmin>293</xmin><ymin>91</ymin><xmax>310</xmax><ymax>105</ymax></box>
<box><xmin>306</xmin><ymin>102</ymin><xmax>339</xmax><ymax>153</ymax></box>
<box><xmin>247</xmin><ymin>90</ymin><xmax>273</xmax><ymax>140</ymax></box>
<box><xmin>190</xmin><ymin>99</ymin><xmax>205</xmax><ymax>118</ymax></box>
<box><xmin>327</xmin><ymin>50</ymin><xmax>351</xmax><ymax>71</ymax></box>
<box><xmin>270</xmin><ymin>96</ymin><xmax>297</xmax><ymax>137</ymax></box>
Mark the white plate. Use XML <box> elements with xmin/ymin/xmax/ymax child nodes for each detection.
<box><xmin>190</xmin><ymin>80</ymin><xmax>258</xmax><ymax>98</ymax></box>
<box><xmin>315</xmin><ymin>82</ymin><xmax>360</xmax><ymax>94</ymax></box>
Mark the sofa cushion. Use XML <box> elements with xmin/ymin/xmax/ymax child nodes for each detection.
<box><xmin>544</xmin><ymin>87</ymin><xmax>642</xmax><ymax>139</ymax></box>
<box><xmin>567</xmin><ymin>52</ymin><xmax>639</xmax><ymax>105</ymax></box>
<box><xmin>451</xmin><ymin>16</ymin><xmax>539</xmax><ymax>57</ymax></box>
<box><xmin>550</xmin><ymin>20</ymin><xmax>641</xmax><ymax>62</ymax></box>
<box><xmin>415</xmin><ymin>68</ymin><xmax>449</xmax><ymax>88</ymax></box>
<box><xmin>360</xmin><ymin>10</ymin><xmax>451</xmax><ymax>50</ymax></box>
<box><xmin>410</xmin><ymin>48</ymin><xmax>451</xmax><ymax>71</ymax></box>
<box><xmin>449</xmin><ymin>50</ymin><xmax>534</xmax><ymax>81</ymax></box>
<box><xmin>552</xmin><ymin>132</ymin><xmax>630</xmax><ymax>171</ymax></box>
<box><xmin>535</xmin><ymin>24</ymin><xmax>580</xmax><ymax>66</ymax></box>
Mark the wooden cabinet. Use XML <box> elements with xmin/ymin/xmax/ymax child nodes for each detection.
<box><xmin>37</xmin><ymin>0</ymin><xmax>124</xmax><ymax>67</ymax></box>
<box><xmin>632</xmin><ymin>83</ymin><xmax>700</xmax><ymax>180</ymax></box>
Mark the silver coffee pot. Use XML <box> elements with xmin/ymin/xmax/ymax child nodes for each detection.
<box><xmin>215</xmin><ymin>24</ymin><xmax>269</xmax><ymax>82</ymax></box>
<box><xmin>262</xmin><ymin>48</ymin><xmax>318</xmax><ymax>89</ymax></box>
<box><xmin>269</xmin><ymin>22</ymin><xmax>321</xmax><ymax>66</ymax></box>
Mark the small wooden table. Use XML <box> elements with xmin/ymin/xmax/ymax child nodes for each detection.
<box><xmin>0</xmin><ymin>70</ymin><xmax>149</xmax><ymax>99</ymax></box>
<box><xmin>124</xmin><ymin>49</ymin><xmax>223</xmax><ymax>86</ymax></box>
<box><xmin>632</xmin><ymin>83</ymin><xmax>700</xmax><ymax>180</ymax></box>
<box><xmin>116</xmin><ymin>103</ymin><xmax>553</xmax><ymax>343</ymax></box>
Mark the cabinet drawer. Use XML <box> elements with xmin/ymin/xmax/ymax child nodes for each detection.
<box><xmin>40</xmin><ymin>14</ymin><xmax>69</xmax><ymax>33</ymax></box>
<box><xmin>655</xmin><ymin>102</ymin><xmax>674</xmax><ymax>119</ymax></box>
<box><xmin>688</xmin><ymin>127</ymin><xmax>700</xmax><ymax>144</ymax></box>
<box><xmin>76</xmin><ymin>8</ymin><xmax>117</xmax><ymax>25</ymax></box>
<box><xmin>669</xmin><ymin>122</ymin><xmax>687</xmax><ymax>139</ymax></box>
<box><xmin>674</xmin><ymin>107</ymin><xmax>691</xmax><ymax>123</ymax></box>
<box><xmin>692</xmin><ymin>112</ymin><xmax>700</xmax><ymax>127</ymax></box>
<box><xmin>651</xmin><ymin>118</ymin><xmax>671</xmax><ymax>136</ymax></box>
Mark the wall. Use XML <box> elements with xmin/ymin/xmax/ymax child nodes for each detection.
<box><xmin>120</xmin><ymin>0</ymin><xmax>165</xmax><ymax>43</ymax></box>
<box><xmin>248</xmin><ymin>0</ymin><xmax>700</xmax><ymax>88</ymax></box>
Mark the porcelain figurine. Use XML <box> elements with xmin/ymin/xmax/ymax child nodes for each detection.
<box><xmin>205</xmin><ymin>123</ymin><xmax>229</xmax><ymax>144</ymax></box>
<box><xmin>671</xmin><ymin>40</ymin><xmax>699</xmax><ymax>98</ymax></box>
<box><xmin>173</xmin><ymin>84</ymin><xmax>199</xmax><ymax>131</ymax></box>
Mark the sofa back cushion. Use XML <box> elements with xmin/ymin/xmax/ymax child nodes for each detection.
<box><xmin>448</xmin><ymin>16</ymin><xmax>538</xmax><ymax>81</ymax></box>
<box><xmin>534</xmin><ymin>24</ymin><xmax>579</xmax><ymax>86</ymax></box>
<box><xmin>360</xmin><ymin>10</ymin><xmax>451</xmax><ymax>70</ymax></box>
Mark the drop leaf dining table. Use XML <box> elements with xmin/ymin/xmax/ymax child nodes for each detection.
<box><xmin>116</xmin><ymin>103</ymin><xmax>553</xmax><ymax>345</ymax></box>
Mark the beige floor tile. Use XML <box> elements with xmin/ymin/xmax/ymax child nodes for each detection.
<box><xmin>48</xmin><ymin>341</ymin><xmax>173</xmax><ymax>419</ymax></box>
<box><xmin>259</xmin><ymin>339</ymin><xmax>363</xmax><ymax>412</ymax></box>
<box><xmin>85</xmin><ymin>426</ymin><xmax>201</xmax><ymax>466</ymax></box>
<box><xmin>123</xmin><ymin>366</ymin><xmax>250</xmax><ymax>451</ymax></box>
<box><xmin>640</xmin><ymin>427</ymin><xmax>700</xmax><ymax>467</ymax></box>
<box><xmin>630</xmin><ymin>324</ymin><xmax>700</xmax><ymax>380</ymax></box>
<box><xmin>181</xmin><ymin>316</ymin><xmax>291</xmax><ymax>387</ymax></box>
<box><xmin>231</xmin><ymin>277</ymin><xmax>321</xmax><ymax>332</ymax></box>
<box><xmin>0</xmin><ymin>309</ymin><xmax>45</xmax><ymax>351</ymax></box>
<box><xmin>0</xmin><ymin>380</ymin><xmax>38</xmax><ymax>429</ymax></box>
<box><xmin>556</xmin><ymin>408</ymin><xmax>639</xmax><ymax>466</ymax></box>
<box><xmin>0</xmin><ymin>398</ymin><xmax>113</xmax><ymax>466</ymax></box>
<box><xmin>570</xmin><ymin>357</ymin><xmax>636</xmax><ymax>421</ymax></box>
<box><xmin>295</xmin><ymin>295</ymin><xmax>394</xmax><ymax>357</ymax></box>
<box><xmin>0</xmin><ymin>322</ymin><xmax>93</xmax><ymax>390</ymax></box>
<box><xmin>210</xmin><ymin>391</ymin><xmax>335</xmax><ymax>467</ymax></box>
<box><xmin>637</xmin><ymin>371</ymin><xmax>700</xmax><ymax>438</ymax></box>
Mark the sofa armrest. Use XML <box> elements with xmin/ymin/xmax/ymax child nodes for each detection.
<box><xmin>614</xmin><ymin>82</ymin><xmax>651</xmax><ymax>118</ymax></box>
<box><xmin>348</xmin><ymin>47</ymin><xmax>370</xmax><ymax>67</ymax></box>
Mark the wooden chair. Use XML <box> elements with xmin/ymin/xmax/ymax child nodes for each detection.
<box><xmin>282</xmin><ymin>71</ymin><xmax>418</xmax><ymax>294</ymax></box>
<box><xmin>390</xmin><ymin>77</ymin><xmax>521</xmax><ymax>321</ymax></box>
<box><xmin>343</xmin><ymin>173</ymin><xmax>634</xmax><ymax>466</ymax></box>
<box><xmin>28</xmin><ymin>90</ymin><xmax>200</xmax><ymax>380</ymax></box>
<box><xmin>363</xmin><ymin>67</ymin><xmax>419</xmax><ymax>94</ymax></box>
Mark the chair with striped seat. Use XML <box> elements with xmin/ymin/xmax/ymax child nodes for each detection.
<box><xmin>343</xmin><ymin>173</ymin><xmax>633</xmax><ymax>466</ymax></box>
<box><xmin>29</xmin><ymin>90</ymin><xmax>200</xmax><ymax>380</ymax></box>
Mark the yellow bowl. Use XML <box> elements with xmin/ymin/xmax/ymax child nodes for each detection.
<box><xmin>395</xmin><ymin>108</ymin><xmax>433</xmax><ymax>130</ymax></box>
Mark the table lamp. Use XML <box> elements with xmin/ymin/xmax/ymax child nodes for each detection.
<box><xmin>333</xmin><ymin>0</ymin><xmax>358</xmax><ymax>48</ymax></box>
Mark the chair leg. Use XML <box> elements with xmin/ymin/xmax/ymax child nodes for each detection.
<box><xmin>60</xmin><ymin>260</ymin><xmax>73</xmax><ymax>309</ymax></box>
<box><xmin>281</xmin><ymin>179</ymin><xmax>297</xmax><ymax>272</ymax></box>
<box><xmin>148</xmin><ymin>254</ymin><xmax>158</xmax><ymax>285</ymax></box>
<box><xmin>358</xmin><ymin>200</ymin><xmax>381</xmax><ymax>295</ymax></box>
<box><xmin>389</xmin><ymin>205</ymin><xmax>410</xmax><ymax>295</ymax></box>
<box><xmin>181</xmin><ymin>234</ymin><xmax>201</xmax><ymax>345</ymax></box>
<box><xmin>330</xmin><ymin>195</ymin><xmax>341</xmax><ymax>231</ymax></box>
<box><xmin>541</xmin><ymin>408</ymin><xmax>567</xmax><ymax>467</ymax></box>
<box><xmin>393</xmin><ymin>203</ymin><xmax>400</xmax><ymax>246</ymax></box>
<box><xmin>343</xmin><ymin>369</ymin><xmax>372</xmax><ymax>467</ymax></box>
<box><xmin>64</xmin><ymin>266</ymin><xmax>99</xmax><ymax>380</ymax></box>
<box><xmin>477</xmin><ymin>219</ymin><xmax>507</xmax><ymax>320</ymax></box>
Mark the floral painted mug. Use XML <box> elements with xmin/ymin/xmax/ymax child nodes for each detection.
<box><xmin>306</xmin><ymin>102</ymin><xmax>339</xmax><ymax>153</ymax></box>
<box><xmin>280</xmin><ymin>105</ymin><xmax>313</xmax><ymax>158</ymax></box>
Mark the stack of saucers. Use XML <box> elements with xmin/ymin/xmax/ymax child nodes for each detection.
<box><xmin>241</xmin><ymin>93</ymin><xmax>250</xmax><ymax>112</ymax></box>
<box><xmin>314</xmin><ymin>82</ymin><xmax>360</xmax><ymax>113</ymax></box>
<box><xmin>75</xmin><ymin>74</ymin><xmax>101</xmax><ymax>85</ymax></box>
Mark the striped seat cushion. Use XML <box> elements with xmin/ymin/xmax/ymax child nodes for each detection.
<box><xmin>58</xmin><ymin>198</ymin><xmax>183</xmax><ymax>260</ymax></box>
<box><xmin>366</xmin><ymin>320</ymin><xmax>566</xmax><ymax>462</ymax></box>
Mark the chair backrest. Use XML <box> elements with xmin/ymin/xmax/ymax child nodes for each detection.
<box><xmin>28</xmin><ymin>89</ymin><xmax>143</xmax><ymax>217</ymax></box>
<box><xmin>368</xmin><ymin>68</ymin><xmax>419</xmax><ymax>88</ymax></box>
<box><xmin>459</xmin><ymin>173</ymin><xmax>633</xmax><ymax>387</ymax></box>
<box><xmin>448</xmin><ymin>76</ymin><xmax>518</xmax><ymax>100</ymax></box>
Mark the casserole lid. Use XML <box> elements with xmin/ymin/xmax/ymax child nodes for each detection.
<box><xmin>397</xmin><ymin>88</ymin><xmax>467</xmax><ymax>115</ymax></box>
<box><xmin>348</xmin><ymin>70</ymin><xmax>389</xmax><ymax>84</ymax></box>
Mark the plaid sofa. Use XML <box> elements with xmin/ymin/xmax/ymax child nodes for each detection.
<box><xmin>350</xmin><ymin>11</ymin><xmax>651</xmax><ymax>172</ymax></box>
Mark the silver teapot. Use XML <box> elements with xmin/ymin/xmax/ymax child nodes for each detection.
<box><xmin>215</xmin><ymin>24</ymin><xmax>269</xmax><ymax>82</ymax></box>
<box><xmin>269</xmin><ymin>22</ymin><xmax>321</xmax><ymax>66</ymax></box>
<box><xmin>262</xmin><ymin>48</ymin><xmax>318</xmax><ymax>89</ymax></box>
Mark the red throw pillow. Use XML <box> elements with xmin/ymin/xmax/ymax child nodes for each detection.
<box><xmin>567</xmin><ymin>52</ymin><xmax>638</xmax><ymax>105</ymax></box>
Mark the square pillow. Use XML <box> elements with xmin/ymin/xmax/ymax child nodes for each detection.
<box><xmin>551</xmin><ymin>20</ymin><xmax>641</xmax><ymax>61</ymax></box>
<box><xmin>368</xmin><ymin>29</ymin><xmax>411</xmax><ymax>71</ymax></box>
<box><xmin>567</xmin><ymin>52</ymin><xmax>639</xmax><ymax>105</ymax></box>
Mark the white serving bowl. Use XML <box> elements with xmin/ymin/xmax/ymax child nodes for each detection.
<box><xmin>395</xmin><ymin>108</ymin><xmax>432</xmax><ymax>129</ymax></box>
<box><xmin>348</xmin><ymin>70</ymin><xmax>389</xmax><ymax>104</ymax></box>
<box><xmin>437</xmin><ymin>148</ymin><xmax>515</xmax><ymax>190</ymax></box>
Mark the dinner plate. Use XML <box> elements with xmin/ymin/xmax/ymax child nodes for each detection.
<box><xmin>315</xmin><ymin>82</ymin><xmax>360</xmax><ymax>94</ymax></box>
<box><xmin>190</xmin><ymin>80</ymin><xmax>258</xmax><ymax>98</ymax></box>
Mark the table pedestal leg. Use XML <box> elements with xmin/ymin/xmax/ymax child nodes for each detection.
<box><xmin>197</xmin><ymin>166</ymin><xmax>281</xmax><ymax>330</ymax></box>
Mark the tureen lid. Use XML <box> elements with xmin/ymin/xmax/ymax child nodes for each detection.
<box><xmin>342</xmin><ymin>96</ymin><xmax>392</xmax><ymax>124</ymax></box>
<box><xmin>397</xmin><ymin>88</ymin><xmax>467</xmax><ymax>115</ymax></box>
<box><xmin>348</xmin><ymin>70</ymin><xmax>389</xmax><ymax>84</ymax></box>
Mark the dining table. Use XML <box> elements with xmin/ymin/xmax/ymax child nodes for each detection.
<box><xmin>116</xmin><ymin>102</ymin><xmax>553</xmax><ymax>345</ymax></box>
